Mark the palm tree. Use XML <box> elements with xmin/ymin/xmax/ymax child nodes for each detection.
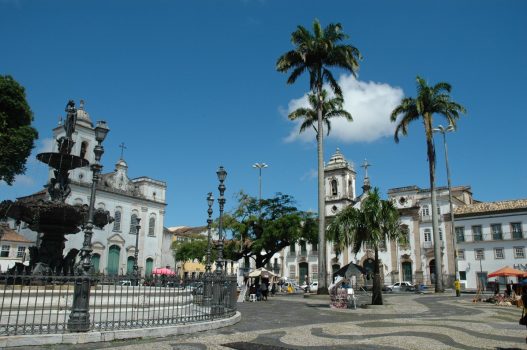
<box><xmin>327</xmin><ymin>188</ymin><xmax>406</xmax><ymax>305</ymax></box>
<box><xmin>277</xmin><ymin>19</ymin><xmax>361</xmax><ymax>294</ymax></box>
<box><xmin>288</xmin><ymin>90</ymin><xmax>352</xmax><ymax>137</ymax></box>
<box><xmin>390</xmin><ymin>76</ymin><xmax>466</xmax><ymax>292</ymax></box>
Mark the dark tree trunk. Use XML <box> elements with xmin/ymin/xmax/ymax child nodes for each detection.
<box><xmin>372</xmin><ymin>247</ymin><xmax>383</xmax><ymax>305</ymax></box>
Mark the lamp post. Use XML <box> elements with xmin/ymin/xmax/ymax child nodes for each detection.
<box><xmin>203</xmin><ymin>193</ymin><xmax>214</xmax><ymax>307</ymax></box>
<box><xmin>133</xmin><ymin>217</ymin><xmax>141</xmax><ymax>285</ymax></box>
<box><xmin>433</xmin><ymin>124</ymin><xmax>460</xmax><ymax>296</ymax></box>
<box><xmin>252</xmin><ymin>163</ymin><xmax>268</xmax><ymax>204</ymax></box>
<box><xmin>68</xmin><ymin>120</ymin><xmax>109</xmax><ymax>332</ymax></box>
<box><xmin>215</xmin><ymin>166</ymin><xmax>227</xmax><ymax>275</ymax></box>
<box><xmin>205</xmin><ymin>193</ymin><xmax>214</xmax><ymax>272</ymax></box>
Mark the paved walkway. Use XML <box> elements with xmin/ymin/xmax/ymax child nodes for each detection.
<box><xmin>11</xmin><ymin>293</ymin><xmax>527</xmax><ymax>350</ymax></box>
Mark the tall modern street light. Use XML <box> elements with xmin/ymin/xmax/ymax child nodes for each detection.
<box><xmin>69</xmin><ymin>120</ymin><xmax>110</xmax><ymax>332</ymax></box>
<box><xmin>133</xmin><ymin>217</ymin><xmax>141</xmax><ymax>284</ymax></box>
<box><xmin>433</xmin><ymin>124</ymin><xmax>460</xmax><ymax>297</ymax></box>
<box><xmin>252</xmin><ymin>163</ymin><xmax>268</xmax><ymax>203</ymax></box>
<box><xmin>215</xmin><ymin>166</ymin><xmax>227</xmax><ymax>274</ymax></box>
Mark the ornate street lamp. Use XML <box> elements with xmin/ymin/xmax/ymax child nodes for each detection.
<box><xmin>433</xmin><ymin>124</ymin><xmax>460</xmax><ymax>297</ymax></box>
<box><xmin>68</xmin><ymin>120</ymin><xmax>109</xmax><ymax>332</ymax></box>
<box><xmin>133</xmin><ymin>217</ymin><xmax>141</xmax><ymax>284</ymax></box>
<box><xmin>206</xmin><ymin>193</ymin><xmax>214</xmax><ymax>272</ymax></box>
<box><xmin>203</xmin><ymin>193</ymin><xmax>214</xmax><ymax>307</ymax></box>
<box><xmin>215</xmin><ymin>166</ymin><xmax>227</xmax><ymax>275</ymax></box>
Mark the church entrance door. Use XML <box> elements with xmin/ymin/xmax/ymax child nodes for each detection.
<box><xmin>127</xmin><ymin>256</ymin><xmax>135</xmax><ymax>275</ymax></box>
<box><xmin>108</xmin><ymin>245</ymin><xmax>120</xmax><ymax>275</ymax></box>
<box><xmin>145</xmin><ymin>258</ymin><xmax>153</xmax><ymax>276</ymax></box>
<box><xmin>402</xmin><ymin>262</ymin><xmax>412</xmax><ymax>282</ymax></box>
<box><xmin>299</xmin><ymin>262</ymin><xmax>308</xmax><ymax>285</ymax></box>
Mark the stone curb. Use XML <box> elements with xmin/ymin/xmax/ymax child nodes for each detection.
<box><xmin>0</xmin><ymin>312</ymin><xmax>241</xmax><ymax>348</ymax></box>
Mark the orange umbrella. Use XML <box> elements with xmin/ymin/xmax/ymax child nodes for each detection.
<box><xmin>487</xmin><ymin>266</ymin><xmax>525</xmax><ymax>278</ymax></box>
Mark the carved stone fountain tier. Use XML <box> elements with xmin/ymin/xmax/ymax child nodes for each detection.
<box><xmin>0</xmin><ymin>199</ymin><xmax>87</xmax><ymax>235</ymax></box>
<box><xmin>37</xmin><ymin>152</ymin><xmax>89</xmax><ymax>170</ymax></box>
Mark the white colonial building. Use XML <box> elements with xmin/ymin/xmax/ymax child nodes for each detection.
<box><xmin>454</xmin><ymin>200</ymin><xmax>527</xmax><ymax>289</ymax></box>
<box><xmin>47</xmin><ymin>101</ymin><xmax>168</xmax><ymax>276</ymax></box>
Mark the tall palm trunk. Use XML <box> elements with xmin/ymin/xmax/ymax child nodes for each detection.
<box><xmin>317</xmin><ymin>84</ymin><xmax>328</xmax><ymax>294</ymax></box>
<box><xmin>425</xmin><ymin>117</ymin><xmax>444</xmax><ymax>292</ymax></box>
<box><xmin>372</xmin><ymin>247</ymin><xmax>383</xmax><ymax>305</ymax></box>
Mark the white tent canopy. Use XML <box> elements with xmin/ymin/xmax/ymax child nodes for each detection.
<box><xmin>248</xmin><ymin>267</ymin><xmax>277</xmax><ymax>278</ymax></box>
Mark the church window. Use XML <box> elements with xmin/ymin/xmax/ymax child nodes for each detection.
<box><xmin>148</xmin><ymin>216</ymin><xmax>155</xmax><ymax>236</ymax></box>
<box><xmin>130</xmin><ymin>214</ymin><xmax>138</xmax><ymax>234</ymax></box>
<box><xmin>421</xmin><ymin>206</ymin><xmax>430</xmax><ymax>217</ymax></box>
<box><xmin>80</xmin><ymin>141</ymin><xmax>88</xmax><ymax>159</ymax></box>
<box><xmin>424</xmin><ymin>229</ymin><xmax>431</xmax><ymax>242</ymax></box>
<box><xmin>331</xmin><ymin>179</ymin><xmax>338</xmax><ymax>196</ymax></box>
<box><xmin>113</xmin><ymin>209</ymin><xmax>122</xmax><ymax>232</ymax></box>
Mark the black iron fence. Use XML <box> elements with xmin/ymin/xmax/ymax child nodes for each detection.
<box><xmin>0</xmin><ymin>273</ymin><xmax>237</xmax><ymax>336</ymax></box>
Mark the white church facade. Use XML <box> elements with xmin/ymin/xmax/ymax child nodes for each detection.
<box><xmin>50</xmin><ymin>101</ymin><xmax>168</xmax><ymax>276</ymax></box>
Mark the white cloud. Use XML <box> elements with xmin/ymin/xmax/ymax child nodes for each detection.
<box><xmin>284</xmin><ymin>75</ymin><xmax>404</xmax><ymax>143</ymax></box>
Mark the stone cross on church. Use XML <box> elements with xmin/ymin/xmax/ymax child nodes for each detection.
<box><xmin>119</xmin><ymin>142</ymin><xmax>127</xmax><ymax>159</ymax></box>
<box><xmin>361</xmin><ymin>159</ymin><xmax>372</xmax><ymax>192</ymax></box>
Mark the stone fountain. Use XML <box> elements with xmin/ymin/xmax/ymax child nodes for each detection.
<box><xmin>0</xmin><ymin>100</ymin><xmax>112</xmax><ymax>275</ymax></box>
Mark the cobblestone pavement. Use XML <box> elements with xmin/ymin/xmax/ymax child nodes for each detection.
<box><xmin>15</xmin><ymin>293</ymin><xmax>527</xmax><ymax>350</ymax></box>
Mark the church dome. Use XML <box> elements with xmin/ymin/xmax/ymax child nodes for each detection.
<box><xmin>327</xmin><ymin>148</ymin><xmax>346</xmax><ymax>165</ymax></box>
<box><xmin>326</xmin><ymin>148</ymin><xmax>355</xmax><ymax>171</ymax></box>
<box><xmin>116</xmin><ymin>158</ymin><xmax>128</xmax><ymax>169</ymax></box>
<box><xmin>76</xmin><ymin>100</ymin><xmax>93</xmax><ymax>128</ymax></box>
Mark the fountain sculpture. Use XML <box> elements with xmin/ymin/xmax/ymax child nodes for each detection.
<box><xmin>0</xmin><ymin>100</ymin><xmax>112</xmax><ymax>275</ymax></box>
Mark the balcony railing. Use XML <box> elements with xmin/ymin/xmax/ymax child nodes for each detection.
<box><xmin>423</xmin><ymin>241</ymin><xmax>444</xmax><ymax>249</ymax></box>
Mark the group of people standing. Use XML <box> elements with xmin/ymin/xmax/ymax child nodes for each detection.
<box><xmin>249</xmin><ymin>279</ymin><xmax>277</xmax><ymax>301</ymax></box>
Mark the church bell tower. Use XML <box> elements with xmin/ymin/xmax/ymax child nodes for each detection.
<box><xmin>324</xmin><ymin>148</ymin><xmax>357</xmax><ymax>218</ymax></box>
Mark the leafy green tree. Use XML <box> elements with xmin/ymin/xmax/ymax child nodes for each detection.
<box><xmin>277</xmin><ymin>19</ymin><xmax>361</xmax><ymax>293</ymax></box>
<box><xmin>0</xmin><ymin>75</ymin><xmax>38</xmax><ymax>185</ymax></box>
<box><xmin>288</xmin><ymin>89</ymin><xmax>352</xmax><ymax>136</ymax></box>
<box><xmin>223</xmin><ymin>192</ymin><xmax>317</xmax><ymax>269</ymax></box>
<box><xmin>328</xmin><ymin>188</ymin><xmax>406</xmax><ymax>305</ymax></box>
<box><xmin>171</xmin><ymin>234</ymin><xmax>208</xmax><ymax>264</ymax></box>
<box><xmin>390</xmin><ymin>76</ymin><xmax>466</xmax><ymax>292</ymax></box>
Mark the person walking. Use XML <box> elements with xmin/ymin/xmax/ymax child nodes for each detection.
<box><xmin>261</xmin><ymin>281</ymin><xmax>268</xmax><ymax>301</ymax></box>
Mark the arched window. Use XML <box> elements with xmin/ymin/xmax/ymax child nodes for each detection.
<box><xmin>80</xmin><ymin>141</ymin><xmax>88</xmax><ymax>159</ymax></box>
<box><xmin>148</xmin><ymin>216</ymin><xmax>155</xmax><ymax>236</ymax></box>
<box><xmin>331</xmin><ymin>179</ymin><xmax>338</xmax><ymax>196</ymax></box>
<box><xmin>130</xmin><ymin>213</ymin><xmax>138</xmax><ymax>234</ymax></box>
<box><xmin>113</xmin><ymin>209</ymin><xmax>122</xmax><ymax>232</ymax></box>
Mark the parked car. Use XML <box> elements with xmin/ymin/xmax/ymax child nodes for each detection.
<box><xmin>309</xmin><ymin>281</ymin><xmax>319</xmax><ymax>293</ymax></box>
<box><xmin>386</xmin><ymin>281</ymin><xmax>415</xmax><ymax>292</ymax></box>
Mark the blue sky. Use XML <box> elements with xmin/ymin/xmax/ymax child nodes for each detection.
<box><xmin>1</xmin><ymin>0</ymin><xmax>526</xmax><ymax>228</ymax></box>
